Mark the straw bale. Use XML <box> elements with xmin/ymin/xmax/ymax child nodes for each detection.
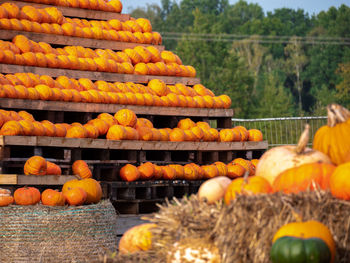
<box><xmin>0</xmin><ymin>200</ymin><xmax>118</xmax><ymax>263</ymax></box>
<box><xmin>94</xmin><ymin>192</ymin><xmax>350</xmax><ymax>263</ymax></box>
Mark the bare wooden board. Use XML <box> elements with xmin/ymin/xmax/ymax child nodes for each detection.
<box><xmin>0</xmin><ymin>136</ymin><xmax>269</xmax><ymax>151</ymax></box>
<box><xmin>0</xmin><ymin>0</ymin><xmax>131</xmax><ymax>21</ymax></box>
<box><xmin>0</xmin><ymin>30</ymin><xmax>165</xmax><ymax>51</ymax></box>
<box><xmin>0</xmin><ymin>64</ymin><xmax>201</xmax><ymax>85</ymax></box>
<box><xmin>0</xmin><ymin>174</ymin><xmax>77</xmax><ymax>185</ymax></box>
<box><xmin>0</xmin><ymin>98</ymin><xmax>234</xmax><ymax>117</ymax></box>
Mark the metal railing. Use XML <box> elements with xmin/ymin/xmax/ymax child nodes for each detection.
<box><xmin>232</xmin><ymin>116</ymin><xmax>327</xmax><ymax>147</ymax></box>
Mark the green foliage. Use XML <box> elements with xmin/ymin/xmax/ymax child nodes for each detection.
<box><xmin>129</xmin><ymin>0</ymin><xmax>350</xmax><ymax>117</ymax></box>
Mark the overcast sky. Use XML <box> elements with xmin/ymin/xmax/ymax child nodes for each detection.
<box><xmin>122</xmin><ymin>0</ymin><xmax>349</xmax><ymax>15</ymax></box>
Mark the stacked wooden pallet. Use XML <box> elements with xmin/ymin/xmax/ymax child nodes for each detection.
<box><xmin>0</xmin><ymin>0</ymin><xmax>268</xmax><ymax>214</ymax></box>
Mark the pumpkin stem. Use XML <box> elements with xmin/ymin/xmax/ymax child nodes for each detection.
<box><xmin>295</xmin><ymin>124</ymin><xmax>310</xmax><ymax>154</ymax></box>
<box><xmin>327</xmin><ymin>103</ymin><xmax>350</xmax><ymax>127</ymax></box>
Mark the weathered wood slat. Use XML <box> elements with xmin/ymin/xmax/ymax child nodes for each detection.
<box><xmin>0</xmin><ymin>98</ymin><xmax>233</xmax><ymax>117</ymax></box>
<box><xmin>0</xmin><ymin>0</ymin><xmax>131</xmax><ymax>21</ymax></box>
<box><xmin>0</xmin><ymin>30</ymin><xmax>165</xmax><ymax>51</ymax></box>
<box><xmin>0</xmin><ymin>174</ymin><xmax>76</xmax><ymax>185</ymax></box>
<box><xmin>0</xmin><ymin>64</ymin><xmax>201</xmax><ymax>85</ymax></box>
<box><xmin>0</xmin><ymin>136</ymin><xmax>268</xmax><ymax>151</ymax></box>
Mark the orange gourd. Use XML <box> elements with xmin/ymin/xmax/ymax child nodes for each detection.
<box><xmin>0</xmin><ymin>188</ymin><xmax>14</xmax><ymax>207</ymax></box>
<box><xmin>24</xmin><ymin>156</ymin><xmax>47</xmax><ymax>175</ymax></box>
<box><xmin>41</xmin><ymin>189</ymin><xmax>65</xmax><ymax>206</ymax></box>
<box><xmin>46</xmin><ymin>161</ymin><xmax>62</xmax><ymax>175</ymax></box>
<box><xmin>120</xmin><ymin>164</ymin><xmax>140</xmax><ymax>182</ymax></box>
<box><xmin>115</xmin><ymin>109</ymin><xmax>137</xmax><ymax>127</ymax></box>
<box><xmin>138</xmin><ymin>162</ymin><xmax>155</xmax><ymax>180</ymax></box>
<box><xmin>14</xmin><ymin>186</ymin><xmax>41</xmax><ymax>205</ymax></box>
<box><xmin>72</xmin><ymin>160</ymin><xmax>92</xmax><ymax>179</ymax></box>
<box><xmin>64</xmin><ymin>187</ymin><xmax>87</xmax><ymax>206</ymax></box>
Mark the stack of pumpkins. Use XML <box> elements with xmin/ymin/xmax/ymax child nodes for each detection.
<box><xmin>0</xmin><ymin>108</ymin><xmax>264</xmax><ymax>143</ymax></box>
<box><xmin>0</xmin><ymin>157</ymin><xmax>100</xmax><ymax>207</ymax></box>
<box><xmin>119</xmin><ymin>158</ymin><xmax>257</xmax><ymax>182</ymax></box>
<box><xmin>0</xmin><ymin>2</ymin><xmax>159</xmax><ymax>44</ymax></box>
<box><xmin>0</xmin><ymin>73</ymin><xmax>232</xmax><ymax>109</ymax></box>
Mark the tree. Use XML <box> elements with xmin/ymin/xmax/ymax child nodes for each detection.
<box><xmin>284</xmin><ymin>36</ymin><xmax>308</xmax><ymax>113</ymax></box>
<box><xmin>208</xmin><ymin>50</ymin><xmax>254</xmax><ymax>118</ymax></box>
<box><xmin>335</xmin><ymin>63</ymin><xmax>350</xmax><ymax>107</ymax></box>
<box><xmin>232</xmin><ymin>36</ymin><xmax>266</xmax><ymax>94</ymax></box>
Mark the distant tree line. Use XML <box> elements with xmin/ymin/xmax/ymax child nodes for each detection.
<box><xmin>131</xmin><ymin>0</ymin><xmax>350</xmax><ymax>118</ymax></box>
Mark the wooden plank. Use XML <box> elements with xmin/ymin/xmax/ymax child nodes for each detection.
<box><xmin>0</xmin><ymin>99</ymin><xmax>233</xmax><ymax>117</ymax></box>
<box><xmin>17</xmin><ymin>174</ymin><xmax>77</xmax><ymax>185</ymax></box>
<box><xmin>0</xmin><ymin>174</ymin><xmax>17</xmax><ymax>184</ymax></box>
<box><xmin>0</xmin><ymin>136</ymin><xmax>268</xmax><ymax>151</ymax></box>
<box><xmin>0</xmin><ymin>64</ymin><xmax>201</xmax><ymax>85</ymax></box>
<box><xmin>0</xmin><ymin>0</ymin><xmax>131</xmax><ymax>21</ymax></box>
<box><xmin>0</xmin><ymin>30</ymin><xmax>165</xmax><ymax>51</ymax></box>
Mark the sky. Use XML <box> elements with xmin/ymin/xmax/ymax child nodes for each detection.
<box><xmin>122</xmin><ymin>0</ymin><xmax>349</xmax><ymax>15</ymax></box>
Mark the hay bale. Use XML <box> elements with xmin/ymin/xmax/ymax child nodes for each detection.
<box><xmin>149</xmin><ymin>192</ymin><xmax>350</xmax><ymax>263</ymax></box>
<box><xmin>0</xmin><ymin>200</ymin><xmax>118</xmax><ymax>263</ymax></box>
<box><xmin>93</xmin><ymin>192</ymin><xmax>350</xmax><ymax>263</ymax></box>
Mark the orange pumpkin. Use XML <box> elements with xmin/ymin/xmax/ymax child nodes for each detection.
<box><xmin>66</xmin><ymin>125</ymin><xmax>87</xmax><ymax>138</ymax></box>
<box><xmin>64</xmin><ymin>187</ymin><xmax>87</xmax><ymax>206</ymax></box>
<box><xmin>0</xmin><ymin>188</ymin><xmax>14</xmax><ymax>207</ymax></box>
<box><xmin>329</xmin><ymin>162</ymin><xmax>350</xmax><ymax>200</ymax></box>
<box><xmin>24</xmin><ymin>156</ymin><xmax>47</xmax><ymax>175</ymax></box>
<box><xmin>161</xmin><ymin>165</ymin><xmax>176</xmax><ymax>180</ymax></box>
<box><xmin>224</xmin><ymin>176</ymin><xmax>272</xmax><ymax>205</ymax></box>
<box><xmin>248</xmin><ymin>129</ymin><xmax>263</xmax><ymax>141</ymax></box>
<box><xmin>72</xmin><ymin>160</ymin><xmax>92</xmax><ymax>179</ymax></box>
<box><xmin>138</xmin><ymin>162</ymin><xmax>155</xmax><ymax>180</ymax></box>
<box><xmin>41</xmin><ymin>189</ymin><xmax>65</xmax><ymax>206</ymax></box>
<box><xmin>120</xmin><ymin>164</ymin><xmax>140</xmax><ymax>182</ymax></box>
<box><xmin>177</xmin><ymin>118</ymin><xmax>196</xmax><ymax>130</ymax></box>
<box><xmin>115</xmin><ymin>109</ymin><xmax>137</xmax><ymax>127</ymax></box>
<box><xmin>214</xmin><ymin>162</ymin><xmax>228</xmax><ymax>177</ymax></box>
<box><xmin>201</xmin><ymin>164</ymin><xmax>219</xmax><ymax>179</ymax></box>
<box><xmin>14</xmin><ymin>186</ymin><xmax>41</xmax><ymax>205</ymax></box>
<box><xmin>227</xmin><ymin>163</ymin><xmax>246</xmax><ymax>179</ymax></box>
<box><xmin>46</xmin><ymin>161</ymin><xmax>62</xmax><ymax>175</ymax></box>
<box><xmin>169</xmin><ymin>128</ymin><xmax>185</xmax><ymax>142</ymax></box>
<box><xmin>183</xmin><ymin>164</ymin><xmax>198</xmax><ymax>180</ymax></box>
<box><xmin>148</xmin><ymin>79</ymin><xmax>167</xmax><ymax>96</ymax></box>
<box><xmin>62</xmin><ymin>178</ymin><xmax>102</xmax><ymax>204</ymax></box>
<box><xmin>106</xmin><ymin>124</ymin><xmax>127</xmax><ymax>140</ymax></box>
<box><xmin>1</xmin><ymin>120</ymin><xmax>23</xmax><ymax>136</ymax></box>
<box><xmin>274</xmin><ymin>161</ymin><xmax>336</xmax><ymax>194</ymax></box>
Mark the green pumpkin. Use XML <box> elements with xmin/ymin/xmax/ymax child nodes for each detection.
<box><xmin>270</xmin><ymin>236</ymin><xmax>331</xmax><ymax>263</ymax></box>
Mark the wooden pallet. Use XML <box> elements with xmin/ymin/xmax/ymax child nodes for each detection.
<box><xmin>0</xmin><ymin>64</ymin><xmax>200</xmax><ymax>85</ymax></box>
<box><xmin>0</xmin><ymin>136</ymin><xmax>268</xmax><ymax>152</ymax></box>
<box><xmin>0</xmin><ymin>30</ymin><xmax>165</xmax><ymax>51</ymax></box>
<box><xmin>0</xmin><ymin>0</ymin><xmax>131</xmax><ymax>21</ymax></box>
<box><xmin>0</xmin><ymin>173</ymin><xmax>76</xmax><ymax>185</ymax></box>
<box><xmin>0</xmin><ymin>98</ymin><xmax>233</xmax><ymax>118</ymax></box>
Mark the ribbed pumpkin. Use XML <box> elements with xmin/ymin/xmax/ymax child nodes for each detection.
<box><xmin>14</xmin><ymin>186</ymin><xmax>41</xmax><ymax>205</ymax></box>
<box><xmin>227</xmin><ymin>163</ymin><xmax>246</xmax><ymax>179</ymax></box>
<box><xmin>161</xmin><ymin>165</ymin><xmax>176</xmax><ymax>180</ymax></box>
<box><xmin>248</xmin><ymin>129</ymin><xmax>263</xmax><ymax>141</ymax></box>
<box><xmin>329</xmin><ymin>161</ymin><xmax>350</xmax><ymax>200</ymax></box>
<box><xmin>256</xmin><ymin>124</ymin><xmax>332</xmax><ymax>185</ymax></box>
<box><xmin>119</xmin><ymin>223</ymin><xmax>157</xmax><ymax>254</ymax></box>
<box><xmin>0</xmin><ymin>188</ymin><xmax>14</xmax><ymax>207</ymax></box>
<box><xmin>46</xmin><ymin>161</ymin><xmax>62</xmax><ymax>175</ymax></box>
<box><xmin>272</xmin><ymin>220</ymin><xmax>336</xmax><ymax>263</ymax></box>
<box><xmin>64</xmin><ymin>187</ymin><xmax>87</xmax><ymax>206</ymax></box>
<box><xmin>138</xmin><ymin>162</ymin><xmax>154</xmax><ymax>180</ymax></box>
<box><xmin>106</xmin><ymin>124</ymin><xmax>126</xmax><ymax>140</ymax></box>
<box><xmin>24</xmin><ymin>156</ymin><xmax>47</xmax><ymax>175</ymax></box>
<box><xmin>72</xmin><ymin>160</ymin><xmax>92</xmax><ymax>179</ymax></box>
<box><xmin>120</xmin><ymin>164</ymin><xmax>140</xmax><ymax>182</ymax></box>
<box><xmin>313</xmin><ymin>104</ymin><xmax>350</xmax><ymax>165</ymax></box>
<box><xmin>148</xmin><ymin>79</ymin><xmax>167</xmax><ymax>96</ymax></box>
<box><xmin>214</xmin><ymin>161</ymin><xmax>228</xmax><ymax>177</ymax></box>
<box><xmin>272</xmin><ymin>162</ymin><xmax>336</xmax><ymax>194</ymax></box>
<box><xmin>224</xmin><ymin>176</ymin><xmax>272</xmax><ymax>205</ymax></box>
<box><xmin>0</xmin><ymin>120</ymin><xmax>23</xmax><ymax>136</ymax></box>
<box><xmin>62</xmin><ymin>178</ymin><xmax>102</xmax><ymax>204</ymax></box>
<box><xmin>41</xmin><ymin>189</ymin><xmax>65</xmax><ymax>206</ymax></box>
<box><xmin>115</xmin><ymin>109</ymin><xmax>137</xmax><ymax>127</ymax></box>
<box><xmin>169</xmin><ymin>128</ymin><xmax>185</xmax><ymax>142</ymax></box>
<box><xmin>201</xmin><ymin>164</ymin><xmax>219</xmax><ymax>179</ymax></box>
